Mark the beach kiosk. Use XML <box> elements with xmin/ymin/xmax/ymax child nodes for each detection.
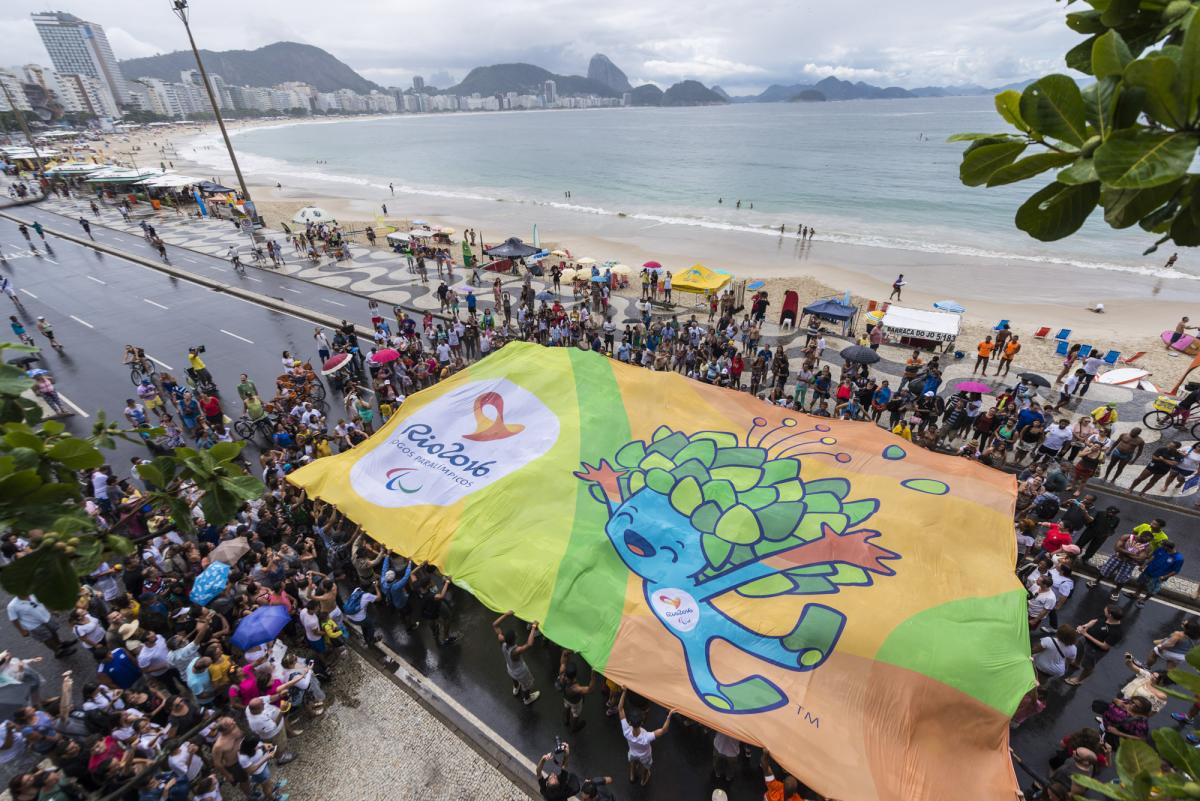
<box><xmin>881</xmin><ymin>305</ymin><xmax>961</xmax><ymax>352</ymax></box>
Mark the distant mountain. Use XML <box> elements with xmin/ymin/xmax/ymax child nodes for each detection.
<box><xmin>119</xmin><ymin>42</ymin><xmax>379</xmax><ymax>94</ymax></box>
<box><xmin>447</xmin><ymin>63</ymin><xmax>618</xmax><ymax>97</ymax></box>
<box><xmin>629</xmin><ymin>84</ymin><xmax>665</xmax><ymax>106</ymax></box>
<box><xmin>663</xmin><ymin>80</ymin><xmax>727</xmax><ymax>106</ymax></box>
<box><xmin>710</xmin><ymin>85</ymin><xmax>731</xmax><ymax>100</ymax></box>
<box><xmin>733</xmin><ymin>76</ymin><xmax>1040</xmax><ymax>103</ymax></box>
<box><xmin>790</xmin><ymin>89</ymin><xmax>826</xmax><ymax>102</ymax></box>
<box><xmin>587</xmin><ymin>54</ymin><xmax>631</xmax><ymax>93</ymax></box>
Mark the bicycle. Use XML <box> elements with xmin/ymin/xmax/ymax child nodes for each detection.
<box><xmin>129</xmin><ymin>359</ymin><xmax>158</xmax><ymax>386</ymax></box>
<box><xmin>185</xmin><ymin>367</ymin><xmax>220</xmax><ymax>397</ymax></box>
<box><xmin>1142</xmin><ymin>395</ymin><xmax>1200</xmax><ymax>439</ymax></box>
<box><xmin>233</xmin><ymin>413</ymin><xmax>275</xmax><ymax>444</ymax></box>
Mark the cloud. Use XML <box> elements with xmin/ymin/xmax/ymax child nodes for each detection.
<box><xmin>105</xmin><ymin>27</ymin><xmax>165</xmax><ymax>59</ymax></box>
<box><xmin>799</xmin><ymin>64</ymin><xmax>887</xmax><ymax>83</ymax></box>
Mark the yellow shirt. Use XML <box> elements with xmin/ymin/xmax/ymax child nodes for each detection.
<box><xmin>188</xmin><ymin>352</ymin><xmax>206</xmax><ymax>371</ymax></box>
<box><xmin>1133</xmin><ymin>524</ymin><xmax>1168</xmax><ymax>545</ymax></box>
<box><xmin>891</xmin><ymin>422</ymin><xmax>913</xmax><ymax>442</ymax></box>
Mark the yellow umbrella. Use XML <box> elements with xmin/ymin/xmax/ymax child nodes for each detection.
<box><xmin>559</xmin><ymin>268</ymin><xmax>577</xmax><ymax>283</ymax></box>
<box><xmin>440</xmin><ymin>227</ymin><xmax>456</xmax><ymax>235</ymax></box>
<box><xmin>550</xmin><ymin>250</ymin><xmax>568</xmax><ymax>257</ymax></box>
<box><xmin>611</xmin><ymin>264</ymin><xmax>632</xmax><ymax>275</ymax></box>
<box><xmin>576</xmin><ymin>257</ymin><xmax>597</xmax><ymax>266</ymax></box>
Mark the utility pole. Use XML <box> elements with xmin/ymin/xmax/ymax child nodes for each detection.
<box><xmin>0</xmin><ymin>81</ymin><xmax>45</xmax><ymax>175</ymax></box>
<box><xmin>170</xmin><ymin>0</ymin><xmax>254</xmax><ymax>219</ymax></box>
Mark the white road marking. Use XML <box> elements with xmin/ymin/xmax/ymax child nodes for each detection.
<box><xmin>280</xmin><ymin>286</ymin><xmax>302</xmax><ymax>294</ymax></box>
<box><xmin>321</xmin><ymin>298</ymin><xmax>346</xmax><ymax>307</ymax></box>
<box><xmin>224</xmin><ymin>294</ymin><xmax>314</xmax><ymax>324</ymax></box>
<box><xmin>143</xmin><ymin>298</ymin><xmax>168</xmax><ymax>310</ymax></box>
<box><xmin>182</xmin><ymin>257</ymin><xmax>200</xmax><ymax>264</ymax></box>
<box><xmin>69</xmin><ymin>315</ymin><xmax>93</xmax><ymax>329</ymax></box>
<box><xmin>86</xmin><ymin>275</ymin><xmax>106</xmax><ymax>285</ymax></box>
<box><xmin>220</xmin><ymin>328</ymin><xmax>254</xmax><ymax>344</ymax></box>
<box><xmin>147</xmin><ymin>355</ymin><xmax>173</xmax><ymax>370</ymax></box>
<box><xmin>18</xmin><ymin>288</ymin><xmax>37</xmax><ymax>299</ymax></box>
<box><xmin>208</xmin><ymin>265</ymin><xmax>227</xmax><ymax>272</ymax></box>
<box><xmin>56</xmin><ymin>392</ymin><xmax>90</xmax><ymax>419</ymax></box>
<box><xmin>246</xmin><ymin>276</ymin><xmax>263</xmax><ymax>283</ymax></box>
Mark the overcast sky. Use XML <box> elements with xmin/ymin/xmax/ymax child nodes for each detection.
<box><xmin>2</xmin><ymin>1</ymin><xmax>1079</xmax><ymax>93</ymax></box>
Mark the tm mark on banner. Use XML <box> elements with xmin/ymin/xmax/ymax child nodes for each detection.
<box><xmin>795</xmin><ymin>705</ymin><xmax>820</xmax><ymax>728</ymax></box>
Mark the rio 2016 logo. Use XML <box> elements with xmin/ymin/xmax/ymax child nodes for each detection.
<box><xmin>384</xmin><ymin>467</ymin><xmax>423</xmax><ymax>493</ymax></box>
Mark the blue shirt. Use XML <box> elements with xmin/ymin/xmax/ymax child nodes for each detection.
<box><xmin>1016</xmin><ymin>408</ymin><xmax>1044</xmax><ymax>432</ymax></box>
<box><xmin>1144</xmin><ymin>548</ymin><xmax>1184</xmax><ymax>578</ymax></box>
<box><xmin>101</xmin><ymin>648</ymin><xmax>142</xmax><ymax>689</ymax></box>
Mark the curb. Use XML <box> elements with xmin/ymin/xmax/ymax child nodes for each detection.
<box><xmin>347</xmin><ymin>629</ymin><xmax>540</xmax><ymax>799</ymax></box>
<box><xmin>0</xmin><ymin>209</ymin><xmax>378</xmax><ymax>340</ymax></box>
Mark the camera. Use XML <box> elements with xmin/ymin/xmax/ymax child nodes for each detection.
<box><xmin>192</xmin><ymin>345</ymin><xmax>206</xmax><ymax>354</ymax></box>
<box><xmin>552</xmin><ymin>737</ymin><xmax>568</xmax><ymax>766</ymax></box>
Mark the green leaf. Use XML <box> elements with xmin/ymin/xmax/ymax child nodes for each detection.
<box><xmin>986</xmin><ymin>152</ymin><xmax>1076</xmax><ymax>187</ymax></box>
<box><xmin>1082</xmin><ymin>76</ymin><xmax>1119</xmax><ymax>139</ymax></box>
<box><xmin>960</xmin><ymin>141</ymin><xmax>1028</xmax><ymax>187</ymax></box>
<box><xmin>1095</xmin><ymin>131</ymin><xmax>1199</xmax><ymax>188</ymax></box>
<box><xmin>0</xmin><ymin>470</ymin><xmax>43</xmax><ymax>499</ymax></box>
<box><xmin>946</xmin><ymin>132</ymin><xmax>1009</xmax><ymax>142</ymax></box>
<box><xmin>1015</xmin><ymin>181</ymin><xmax>1101</xmax><ymax>241</ymax></box>
<box><xmin>1057</xmin><ymin>159</ymin><xmax>1099</xmax><ymax>185</ymax></box>
<box><xmin>1124</xmin><ymin>56</ymin><xmax>1186</xmax><ymax>127</ymax></box>
<box><xmin>104</xmin><ymin>534</ymin><xmax>135</xmax><ymax>556</ymax></box>
<box><xmin>1093</xmin><ymin>29</ymin><xmax>1134</xmax><ymax>77</ymax></box>
<box><xmin>0</xmin><ymin>547</ymin><xmax>82</xmax><ymax>610</ymax></box>
<box><xmin>3</xmin><ymin>428</ymin><xmax>42</xmax><ymax>452</ymax></box>
<box><xmin>1020</xmin><ymin>75</ymin><xmax>1088</xmax><ymax>146</ymax></box>
<box><xmin>46</xmin><ymin>437</ymin><xmax>104</xmax><ymax>470</ymax></box>
<box><xmin>1067</xmin><ymin>35</ymin><xmax>1100</xmax><ymax>74</ymax></box>
<box><xmin>1182</xmin><ymin>7</ymin><xmax>1200</xmax><ymax>122</ymax></box>
<box><xmin>1071</xmin><ymin>774</ymin><xmax>1138</xmax><ymax>801</ymax></box>
<box><xmin>1115</xmin><ymin>738</ymin><xmax>1160</xmax><ymax>786</ymax></box>
<box><xmin>1101</xmin><ymin>0</ymin><xmax>1139</xmax><ymax>26</ymax></box>
<box><xmin>135</xmin><ymin>462</ymin><xmax>166</xmax><ymax>489</ymax></box>
<box><xmin>1171</xmin><ymin>207</ymin><xmax>1200</xmax><ymax>246</ymax></box>
<box><xmin>0</xmin><ymin>366</ymin><xmax>33</xmax><ymax>396</ymax></box>
<box><xmin>1066</xmin><ymin>9</ymin><xmax>1105</xmax><ymax>34</ymax></box>
<box><xmin>39</xmin><ymin>420</ymin><xmax>64</xmax><ymax>436</ymax></box>
<box><xmin>1152</xmin><ymin>727</ymin><xmax>1200</xmax><ymax>780</ymax></box>
<box><xmin>994</xmin><ymin>90</ymin><xmax>1030</xmax><ymax>133</ymax></box>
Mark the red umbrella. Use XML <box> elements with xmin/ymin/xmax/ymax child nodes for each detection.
<box><xmin>321</xmin><ymin>353</ymin><xmax>353</xmax><ymax>375</ymax></box>
<box><xmin>370</xmin><ymin>348</ymin><xmax>400</xmax><ymax>364</ymax></box>
<box><xmin>954</xmin><ymin>381</ymin><xmax>993</xmax><ymax>394</ymax></box>
<box><xmin>643</xmin><ymin>261</ymin><xmax>663</xmax><ymax>269</ymax></box>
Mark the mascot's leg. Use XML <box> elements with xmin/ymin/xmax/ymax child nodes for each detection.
<box><xmin>675</xmin><ymin>626</ymin><xmax>788</xmax><ymax>714</ymax></box>
<box><xmin>713</xmin><ymin>602</ymin><xmax>845</xmax><ymax>672</ymax></box>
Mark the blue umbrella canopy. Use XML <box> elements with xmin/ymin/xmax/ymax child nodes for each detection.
<box><xmin>231</xmin><ymin>605</ymin><xmax>292</xmax><ymax>651</ymax></box>
<box><xmin>189</xmin><ymin>562</ymin><xmax>230</xmax><ymax>606</ymax></box>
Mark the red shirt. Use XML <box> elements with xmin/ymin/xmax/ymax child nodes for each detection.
<box><xmin>1041</xmin><ymin>525</ymin><xmax>1072</xmax><ymax>553</ymax></box>
<box><xmin>199</xmin><ymin>396</ymin><xmax>222</xmax><ymax>417</ymax></box>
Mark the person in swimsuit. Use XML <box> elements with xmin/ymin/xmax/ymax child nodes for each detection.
<box><xmin>1104</xmin><ymin>428</ymin><xmax>1146</xmax><ymax>482</ymax></box>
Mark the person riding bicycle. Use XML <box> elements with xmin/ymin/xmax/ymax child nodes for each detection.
<box><xmin>35</xmin><ymin>317</ymin><xmax>61</xmax><ymax>350</ymax></box>
<box><xmin>124</xmin><ymin>345</ymin><xmax>153</xmax><ymax>376</ymax></box>
<box><xmin>186</xmin><ymin>347</ymin><xmax>215</xmax><ymax>390</ymax></box>
<box><xmin>9</xmin><ymin>316</ymin><xmax>32</xmax><ymax>346</ymax></box>
<box><xmin>1178</xmin><ymin>386</ymin><xmax>1200</xmax><ymax>418</ymax></box>
<box><xmin>244</xmin><ymin>393</ymin><xmax>270</xmax><ymax>423</ymax></box>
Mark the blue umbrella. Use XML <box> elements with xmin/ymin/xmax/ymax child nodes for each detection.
<box><xmin>748</xmin><ymin>280</ymin><xmax>765</xmax><ymax>290</ymax></box>
<box><xmin>231</xmin><ymin>605</ymin><xmax>292</xmax><ymax>651</ymax></box>
<box><xmin>590</xmin><ymin>274</ymin><xmax>607</xmax><ymax>283</ymax></box>
<box><xmin>933</xmin><ymin>300</ymin><xmax>966</xmax><ymax>314</ymax></box>
<box><xmin>536</xmin><ymin>290</ymin><xmax>555</xmax><ymax>301</ymax></box>
<box><xmin>189</xmin><ymin>562</ymin><xmax>230</xmax><ymax>606</ymax></box>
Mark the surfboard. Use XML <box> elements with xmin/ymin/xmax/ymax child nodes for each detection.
<box><xmin>1136</xmin><ymin>380</ymin><xmax>1159</xmax><ymax>392</ymax></box>
<box><xmin>1163</xmin><ymin>330</ymin><xmax>1196</xmax><ymax>352</ymax></box>
<box><xmin>1097</xmin><ymin>367</ymin><xmax>1150</xmax><ymax>386</ymax></box>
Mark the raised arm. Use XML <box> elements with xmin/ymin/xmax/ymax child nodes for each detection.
<box><xmin>653</xmin><ymin>709</ymin><xmax>674</xmax><ymax>738</ymax></box>
<box><xmin>514</xmin><ymin>621</ymin><xmax>539</xmax><ymax>655</ymax></box>
<box><xmin>492</xmin><ymin>611</ymin><xmax>511</xmax><ymax>642</ymax></box>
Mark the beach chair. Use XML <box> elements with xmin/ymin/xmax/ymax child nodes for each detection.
<box><xmin>1054</xmin><ymin>328</ymin><xmax>1071</xmax><ymax>341</ymax></box>
<box><xmin>1033</xmin><ymin>326</ymin><xmax>1050</xmax><ymax>339</ymax></box>
<box><xmin>1121</xmin><ymin>351</ymin><xmax>1146</xmax><ymax>366</ymax></box>
<box><xmin>993</xmin><ymin>319</ymin><xmax>1010</xmax><ymax>331</ymax></box>
<box><xmin>1054</xmin><ymin>341</ymin><xmax>1070</xmax><ymax>356</ymax></box>
<box><xmin>1077</xmin><ymin>344</ymin><xmax>1093</xmax><ymax>358</ymax></box>
<box><xmin>1103</xmin><ymin>350</ymin><xmax>1120</xmax><ymax>365</ymax></box>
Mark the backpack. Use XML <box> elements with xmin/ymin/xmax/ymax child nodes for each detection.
<box><xmin>1035</xmin><ymin>496</ymin><xmax>1061</xmax><ymax>520</ymax></box>
<box><xmin>342</xmin><ymin>587</ymin><xmax>364</xmax><ymax>616</ymax></box>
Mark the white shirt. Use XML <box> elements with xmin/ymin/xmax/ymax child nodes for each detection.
<box><xmin>1027</xmin><ymin>590</ymin><xmax>1056</xmax><ymax>620</ymax></box>
<box><xmin>91</xmin><ymin>469</ymin><xmax>109</xmax><ymax>500</ymax></box>
<box><xmin>1033</xmin><ymin>636</ymin><xmax>1077</xmax><ymax>678</ymax></box>
<box><xmin>345</xmin><ymin>592</ymin><xmax>378</xmax><ymax>623</ymax></box>
<box><xmin>621</xmin><ymin>720</ymin><xmax>656</xmax><ymax>760</ymax></box>
<box><xmin>1043</xmin><ymin>425</ymin><xmax>1073</xmax><ymax>451</ymax></box>
<box><xmin>169</xmin><ymin>745</ymin><xmax>204</xmax><ymax>779</ymax></box>
<box><xmin>91</xmin><ymin>563</ymin><xmax>123</xmax><ymax>601</ymax></box>
<box><xmin>1050</xmin><ymin>570</ymin><xmax>1075</xmax><ymax>603</ymax></box>
<box><xmin>246</xmin><ymin>704</ymin><xmax>284</xmax><ymax>739</ymax></box>
<box><xmin>299</xmin><ymin>608</ymin><xmax>322</xmax><ymax>641</ymax></box>
<box><xmin>0</xmin><ymin>721</ymin><xmax>25</xmax><ymax>763</ymax></box>
<box><xmin>6</xmin><ymin>596</ymin><xmax>51</xmax><ymax>630</ymax></box>
<box><xmin>137</xmin><ymin>637</ymin><xmax>170</xmax><ymax>675</ymax></box>
<box><xmin>74</xmin><ymin>614</ymin><xmax>105</xmax><ymax>647</ymax></box>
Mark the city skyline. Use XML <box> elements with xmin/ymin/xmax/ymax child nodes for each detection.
<box><xmin>1</xmin><ymin>0</ymin><xmax>1080</xmax><ymax>95</ymax></box>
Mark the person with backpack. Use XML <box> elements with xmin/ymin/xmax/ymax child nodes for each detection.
<box><xmin>341</xmin><ymin>582</ymin><xmax>380</xmax><ymax>644</ymax></box>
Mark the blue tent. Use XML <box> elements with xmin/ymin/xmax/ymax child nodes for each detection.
<box><xmin>802</xmin><ymin>298</ymin><xmax>858</xmax><ymax>335</ymax></box>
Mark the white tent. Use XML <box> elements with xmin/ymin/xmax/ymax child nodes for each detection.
<box><xmin>881</xmin><ymin>306</ymin><xmax>961</xmax><ymax>343</ymax></box>
<box><xmin>386</xmin><ymin>231</ymin><xmax>414</xmax><ymax>244</ymax></box>
<box><xmin>137</xmin><ymin>173</ymin><xmax>201</xmax><ymax>188</ymax></box>
<box><xmin>293</xmin><ymin>206</ymin><xmax>336</xmax><ymax>225</ymax></box>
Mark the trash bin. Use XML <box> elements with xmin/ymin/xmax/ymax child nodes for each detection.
<box><xmin>151</xmin><ymin>198</ymin><xmax>161</xmax><ymax>210</ymax></box>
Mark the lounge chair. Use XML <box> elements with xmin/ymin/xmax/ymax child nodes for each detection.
<box><xmin>1033</xmin><ymin>327</ymin><xmax>1051</xmax><ymax>339</ymax></box>
<box><xmin>1103</xmin><ymin>350</ymin><xmax>1120</xmax><ymax>365</ymax></box>
<box><xmin>1077</xmin><ymin>345</ymin><xmax>1093</xmax><ymax>358</ymax></box>
<box><xmin>1055</xmin><ymin>341</ymin><xmax>1070</xmax><ymax>356</ymax></box>
<box><xmin>993</xmin><ymin>319</ymin><xmax>1010</xmax><ymax>331</ymax></box>
<box><xmin>1054</xmin><ymin>328</ymin><xmax>1071</xmax><ymax>341</ymax></box>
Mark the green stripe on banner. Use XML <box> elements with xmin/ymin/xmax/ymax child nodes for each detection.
<box><xmin>545</xmin><ymin>351</ymin><xmax>632</xmax><ymax>671</ymax></box>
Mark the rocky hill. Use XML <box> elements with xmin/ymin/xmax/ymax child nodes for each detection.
<box><xmin>119</xmin><ymin>42</ymin><xmax>379</xmax><ymax>93</ymax></box>
<box><xmin>587</xmin><ymin>54</ymin><xmax>631</xmax><ymax>93</ymax></box>
<box><xmin>447</xmin><ymin>63</ymin><xmax>618</xmax><ymax>97</ymax></box>
<box><xmin>663</xmin><ymin>80</ymin><xmax>727</xmax><ymax>106</ymax></box>
<box><xmin>629</xmin><ymin>84</ymin><xmax>665</xmax><ymax>106</ymax></box>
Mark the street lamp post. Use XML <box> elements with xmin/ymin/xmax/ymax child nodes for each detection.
<box><xmin>170</xmin><ymin>0</ymin><xmax>253</xmax><ymax>215</ymax></box>
<box><xmin>0</xmin><ymin>81</ymin><xmax>45</xmax><ymax>177</ymax></box>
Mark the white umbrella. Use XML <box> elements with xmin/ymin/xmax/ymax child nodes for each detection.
<box><xmin>293</xmin><ymin>206</ymin><xmax>336</xmax><ymax>225</ymax></box>
<box><xmin>576</xmin><ymin>257</ymin><xmax>597</xmax><ymax>266</ymax></box>
<box><xmin>559</xmin><ymin>268</ymin><xmax>577</xmax><ymax>283</ymax></box>
<box><xmin>611</xmin><ymin>264</ymin><xmax>632</xmax><ymax>275</ymax></box>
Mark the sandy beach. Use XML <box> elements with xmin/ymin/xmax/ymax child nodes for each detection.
<box><xmin>90</xmin><ymin>117</ymin><xmax>1199</xmax><ymax>389</ymax></box>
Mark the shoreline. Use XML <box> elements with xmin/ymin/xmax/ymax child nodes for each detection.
<box><xmin>98</xmin><ymin>117</ymin><xmax>1200</xmax><ymax>387</ymax></box>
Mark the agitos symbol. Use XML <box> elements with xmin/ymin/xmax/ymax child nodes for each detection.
<box><xmin>462</xmin><ymin>391</ymin><xmax>525</xmax><ymax>442</ymax></box>
<box><xmin>384</xmin><ymin>467</ymin><xmax>423</xmax><ymax>493</ymax></box>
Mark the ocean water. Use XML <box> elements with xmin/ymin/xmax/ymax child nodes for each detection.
<box><xmin>184</xmin><ymin>97</ymin><xmax>1192</xmax><ymax>281</ymax></box>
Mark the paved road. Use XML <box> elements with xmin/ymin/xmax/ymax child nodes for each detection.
<box><xmin>2</xmin><ymin>219</ymin><xmax>1199</xmax><ymax>800</ymax></box>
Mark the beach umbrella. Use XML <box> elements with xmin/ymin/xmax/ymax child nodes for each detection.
<box><xmin>230</xmin><ymin>605</ymin><xmax>293</xmax><ymax>651</ymax></box>
<box><xmin>292</xmin><ymin>205</ymin><xmax>336</xmax><ymax>225</ymax></box>
<box><xmin>576</xmin><ymin>257</ymin><xmax>597</xmax><ymax>266</ymax></box>
<box><xmin>189</xmin><ymin>562</ymin><xmax>230</xmax><ymax>606</ymax></box>
<box><xmin>411</xmin><ymin>219</ymin><xmax>428</xmax><ymax>226</ymax></box>
<box><xmin>589</xmin><ymin>274</ymin><xmax>607</xmax><ymax>283</ymax></box>
<box><xmin>933</xmin><ymin>300</ymin><xmax>966</xmax><ymax>314</ymax></box>
<box><xmin>321</xmin><ymin>353</ymin><xmax>353</xmax><ymax>376</ymax></box>
<box><xmin>840</xmin><ymin>345</ymin><xmax>880</xmax><ymax>364</ymax></box>
<box><xmin>370</xmin><ymin>348</ymin><xmax>401</xmax><ymax>365</ymax></box>
<box><xmin>748</xmin><ymin>280</ymin><xmax>765</xmax><ymax>290</ymax></box>
<box><xmin>484</xmin><ymin>237</ymin><xmax>540</xmax><ymax>259</ymax></box>
<box><xmin>954</xmin><ymin>381</ymin><xmax>992</xmax><ymax>394</ymax></box>
<box><xmin>536</xmin><ymin>291</ymin><xmax>555</xmax><ymax>302</ymax></box>
<box><xmin>210</xmin><ymin>536</ymin><xmax>250</xmax><ymax>565</ymax></box>
<box><xmin>559</xmin><ymin>268</ymin><xmax>577</xmax><ymax>283</ymax></box>
<box><xmin>611</xmin><ymin>264</ymin><xmax>632</xmax><ymax>275</ymax></box>
<box><xmin>550</xmin><ymin>250</ymin><xmax>568</xmax><ymax>257</ymax></box>
<box><xmin>24</xmin><ymin>368</ymin><xmax>48</xmax><ymax>377</ymax></box>
<box><xmin>642</xmin><ymin>261</ymin><xmax>662</xmax><ymax>269</ymax></box>
<box><xmin>1017</xmin><ymin>372</ymin><xmax>1051</xmax><ymax>388</ymax></box>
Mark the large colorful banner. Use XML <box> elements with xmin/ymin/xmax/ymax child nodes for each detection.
<box><xmin>289</xmin><ymin>342</ymin><xmax>1032</xmax><ymax>801</ymax></box>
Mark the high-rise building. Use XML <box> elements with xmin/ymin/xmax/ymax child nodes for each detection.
<box><xmin>543</xmin><ymin>80</ymin><xmax>556</xmax><ymax>105</ymax></box>
<box><xmin>31</xmin><ymin>12</ymin><xmax>127</xmax><ymax>108</ymax></box>
<box><xmin>412</xmin><ymin>75</ymin><xmax>425</xmax><ymax>91</ymax></box>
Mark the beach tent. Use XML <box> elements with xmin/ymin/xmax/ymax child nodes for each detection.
<box><xmin>197</xmin><ymin>180</ymin><xmax>236</xmax><ymax>194</ymax></box>
<box><xmin>801</xmin><ymin>298</ymin><xmax>857</xmax><ymax>335</ymax></box>
<box><xmin>485</xmin><ymin>237</ymin><xmax>541</xmax><ymax>259</ymax></box>
<box><xmin>672</xmin><ymin>264</ymin><xmax>731</xmax><ymax>294</ymax></box>
<box><xmin>882</xmin><ymin>305</ymin><xmax>961</xmax><ymax>345</ymax></box>
<box><xmin>386</xmin><ymin>231</ymin><xmax>414</xmax><ymax>244</ymax></box>
<box><xmin>288</xmin><ymin>342</ymin><xmax>1032</xmax><ymax>801</ymax></box>
<box><xmin>293</xmin><ymin>206</ymin><xmax>336</xmax><ymax>225</ymax></box>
